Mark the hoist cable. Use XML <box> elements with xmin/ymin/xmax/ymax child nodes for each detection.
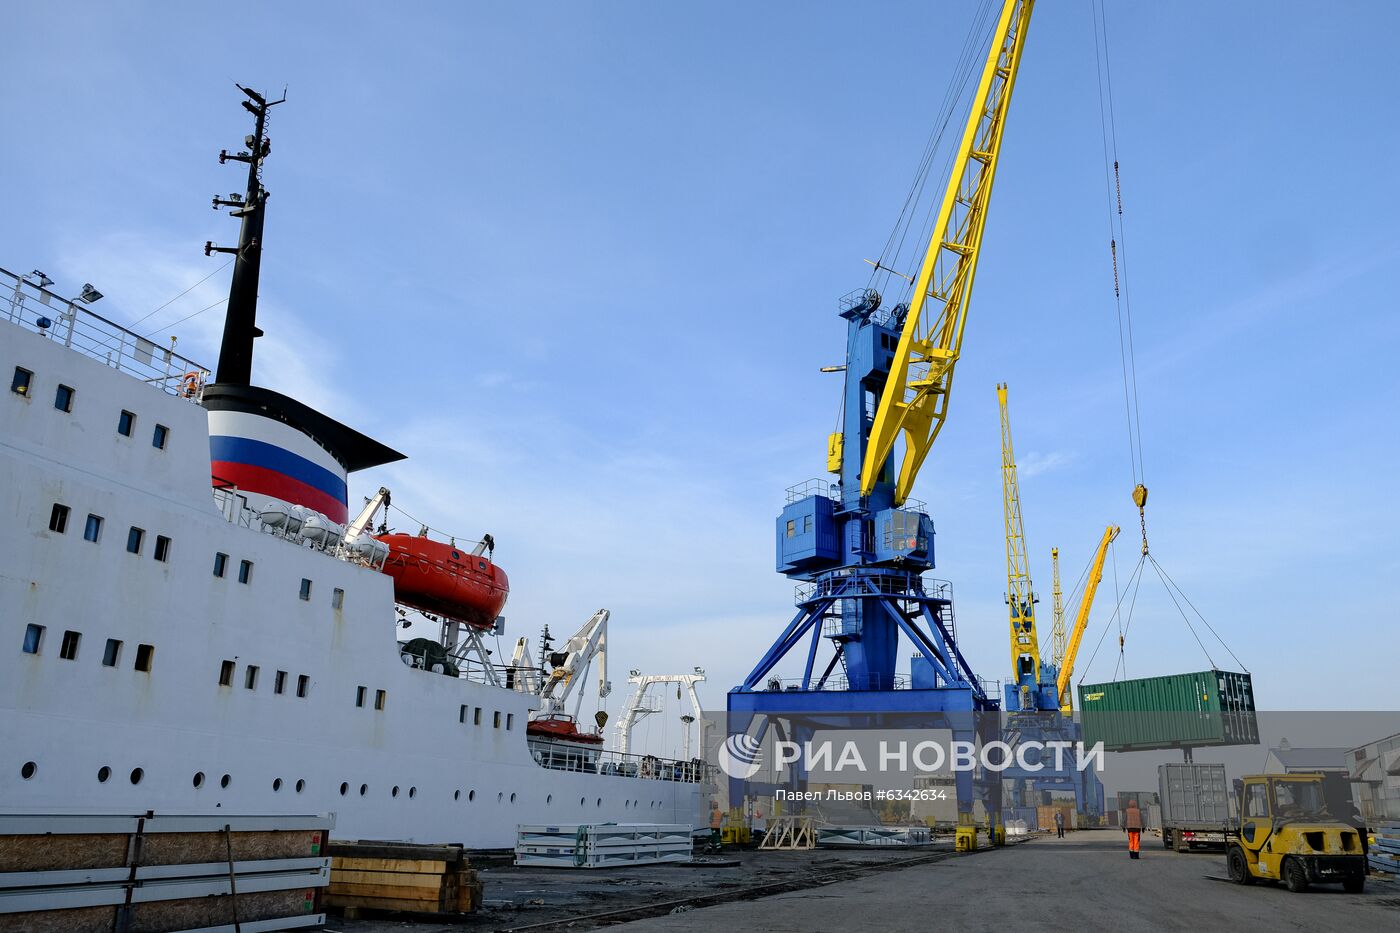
<box><xmin>1149</xmin><ymin>556</ymin><xmax>1249</xmax><ymax>672</ymax></box>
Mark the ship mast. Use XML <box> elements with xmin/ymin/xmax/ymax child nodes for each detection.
<box><xmin>207</xmin><ymin>84</ymin><xmax>286</xmax><ymax>386</ymax></box>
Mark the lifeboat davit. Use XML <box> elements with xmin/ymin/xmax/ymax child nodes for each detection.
<box><xmin>526</xmin><ymin>714</ymin><xmax>605</xmax><ymax>745</ymax></box>
<box><xmin>375</xmin><ymin>533</ymin><xmax>509</xmax><ymax>629</ymax></box>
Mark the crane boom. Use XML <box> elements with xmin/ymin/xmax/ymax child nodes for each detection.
<box><xmin>862</xmin><ymin>0</ymin><xmax>1035</xmax><ymax>503</ymax></box>
<box><xmin>1057</xmin><ymin>524</ymin><xmax>1120</xmax><ymax>712</ymax></box>
<box><xmin>1050</xmin><ymin>547</ymin><xmax>1066</xmax><ymax>666</ymax></box>
<box><xmin>997</xmin><ymin>383</ymin><xmax>1041</xmax><ymax>709</ymax></box>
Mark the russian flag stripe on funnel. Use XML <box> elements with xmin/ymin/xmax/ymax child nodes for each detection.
<box><xmin>210</xmin><ymin>435</ymin><xmax>349</xmax><ymax>522</ymax></box>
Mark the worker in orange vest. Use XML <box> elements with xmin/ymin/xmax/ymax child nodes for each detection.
<box><xmin>1124</xmin><ymin>800</ymin><xmax>1142</xmax><ymax>859</ymax></box>
<box><xmin>707</xmin><ymin>800</ymin><xmax>724</xmax><ymax>852</ymax></box>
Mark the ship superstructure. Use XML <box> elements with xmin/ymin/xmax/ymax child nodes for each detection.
<box><xmin>0</xmin><ymin>90</ymin><xmax>705</xmax><ymax>846</ymax></box>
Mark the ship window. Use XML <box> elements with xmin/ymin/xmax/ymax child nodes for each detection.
<box><xmin>59</xmin><ymin>630</ymin><xmax>80</xmax><ymax>660</ymax></box>
<box><xmin>126</xmin><ymin>526</ymin><xmax>144</xmax><ymax>555</ymax></box>
<box><xmin>409</xmin><ymin>786</ymin><xmax>417</xmax><ymax>798</ymax></box>
<box><xmin>21</xmin><ymin>762</ymin><xmax>36</xmax><ymax>780</ymax></box>
<box><xmin>193</xmin><ymin>771</ymin><xmax>204</xmax><ymax>788</ymax></box>
<box><xmin>99</xmin><ymin>766</ymin><xmax>111</xmax><ymax>783</ymax></box>
<box><xmin>355</xmin><ymin>686</ymin><xmax>366</xmax><ymax>707</ymax></box>
<box><xmin>459</xmin><ymin>704</ymin><xmax>467</xmax><ymax>723</ymax></box>
<box><xmin>22</xmin><ymin>624</ymin><xmax>44</xmax><ymax>654</ymax></box>
<box><xmin>297</xmin><ymin>674</ymin><xmax>309</xmax><ymax>697</ymax></box>
<box><xmin>331</xmin><ymin>587</ymin><xmax>344</xmax><ymax>610</ymax></box>
<box><xmin>102</xmin><ymin>639</ymin><xmax>121</xmax><ymax>667</ymax></box>
<box><xmin>510</xmin><ymin>792</ymin><xmax>517</xmax><ymax>803</ymax></box>
<box><xmin>134</xmin><ymin>643</ymin><xmax>154</xmax><ymax>672</ymax></box>
<box><xmin>469</xmin><ymin>790</ymin><xmax>476</xmax><ymax>801</ymax></box>
<box><xmin>295</xmin><ymin>779</ymin><xmax>305</xmax><ymax>793</ymax></box>
<box><xmin>153</xmin><ymin>535</ymin><xmax>171</xmax><ymax>562</ymax></box>
<box><xmin>130</xmin><ymin>768</ymin><xmax>144</xmax><ymax>785</ymax></box>
<box><xmin>117</xmin><ymin>409</ymin><xmax>135</xmax><ymax>436</ymax></box>
<box><xmin>238</xmin><ymin>559</ymin><xmax>253</xmax><ymax>584</ymax></box>
<box><xmin>245</xmin><ymin>665</ymin><xmax>259</xmax><ymax>690</ymax></box>
<box><xmin>392</xmin><ymin>785</ymin><xmax>400</xmax><ymax>797</ymax></box>
<box><xmin>213</xmin><ymin>552</ymin><xmax>228</xmax><ymax>577</ymax></box>
<box><xmin>493</xmin><ymin>711</ymin><xmax>501</xmax><ymax>729</ymax></box>
<box><xmin>473</xmin><ymin>707</ymin><xmax>482</xmax><ymax>726</ymax></box>
<box><xmin>219</xmin><ymin>659</ymin><xmax>235</xmax><ymax>686</ymax></box>
<box><xmin>275</xmin><ymin>670</ymin><xmax>287</xmax><ymax>694</ymax></box>
<box><xmin>220</xmin><ymin>773</ymin><xmax>230</xmax><ymax>788</ymax></box>
<box><xmin>454</xmin><ymin>789</ymin><xmax>461</xmax><ymax>801</ymax></box>
<box><xmin>359</xmin><ymin>784</ymin><xmax>368</xmax><ymax>796</ymax></box>
<box><xmin>299</xmin><ymin>578</ymin><xmax>312</xmax><ymax>601</ymax></box>
<box><xmin>11</xmin><ymin>367</ymin><xmax>32</xmax><ymax>396</ymax></box>
<box><xmin>273</xmin><ymin>778</ymin><xmax>283</xmax><ymax>792</ymax></box>
<box><xmin>152</xmin><ymin>423</ymin><xmax>169</xmax><ymax>449</ymax></box>
<box><xmin>507</xmin><ymin>713</ymin><xmax>514</xmax><ymax>730</ymax></box>
<box><xmin>339</xmin><ymin>782</ymin><xmax>348</xmax><ymax>796</ymax></box>
<box><xmin>375</xmin><ymin>689</ymin><xmax>387</xmax><ymax>711</ymax></box>
<box><xmin>54</xmin><ymin>384</ymin><xmax>74</xmax><ymax>412</ymax></box>
<box><xmin>84</xmin><ymin>514</ymin><xmax>103</xmax><ymax>542</ymax></box>
<box><xmin>49</xmin><ymin>503</ymin><xmax>70</xmax><ymax>533</ymax></box>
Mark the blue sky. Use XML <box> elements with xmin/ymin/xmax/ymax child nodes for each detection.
<box><xmin>4</xmin><ymin>1</ymin><xmax>1398</xmax><ymax>727</ymax></box>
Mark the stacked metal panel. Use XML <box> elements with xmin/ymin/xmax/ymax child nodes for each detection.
<box><xmin>814</xmin><ymin>825</ymin><xmax>932</xmax><ymax>847</ymax></box>
<box><xmin>0</xmin><ymin>813</ymin><xmax>331</xmax><ymax>932</ymax></box>
<box><xmin>514</xmin><ymin>824</ymin><xmax>692</xmax><ymax>868</ymax></box>
<box><xmin>1078</xmin><ymin>669</ymin><xmax>1257</xmax><ymax>753</ymax></box>
<box><xmin>1370</xmin><ymin>822</ymin><xmax>1400</xmax><ymax>876</ymax></box>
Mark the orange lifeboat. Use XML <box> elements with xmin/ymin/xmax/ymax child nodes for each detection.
<box><xmin>526</xmin><ymin>714</ymin><xmax>605</xmax><ymax>745</ymax></box>
<box><xmin>375</xmin><ymin>533</ymin><xmax>508</xmax><ymax>629</ymax></box>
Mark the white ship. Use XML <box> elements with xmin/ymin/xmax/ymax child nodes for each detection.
<box><xmin>0</xmin><ymin>89</ymin><xmax>706</xmax><ymax>847</ymax></box>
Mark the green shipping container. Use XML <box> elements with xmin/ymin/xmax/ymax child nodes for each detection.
<box><xmin>1077</xmin><ymin>669</ymin><xmax>1257</xmax><ymax>753</ymax></box>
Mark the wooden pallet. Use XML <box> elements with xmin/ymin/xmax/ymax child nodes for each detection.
<box><xmin>323</xmin><ymin>841</ymin><xmax>483</xmax><ymax>916</ymax></box>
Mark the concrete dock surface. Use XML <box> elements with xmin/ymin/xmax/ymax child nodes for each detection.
<box><xmin>622</xmin><ymin>833</ymin><xmax>1399</xmax><ymax>933</ymax></box>
<box><xmin>331</xmin><ymin>831</ymin><xmax>1399</xmax><ymax>933</ymax></box>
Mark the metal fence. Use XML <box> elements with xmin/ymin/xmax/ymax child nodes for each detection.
<box><xmin>2</xmin><ymin>267</ymin><xmax>209</xmax><ymax>400</ymax></box>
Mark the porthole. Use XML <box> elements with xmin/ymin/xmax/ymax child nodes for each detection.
<box><xmin>624</xmin><ymin>800</ymin><xmax>630</xmax><ymax>809</ymax></box>
<box><xmin>454</xmin><ymin>789</ymin><xmax>461</xmax><ymax>801</ymax></box>
<box><xmin>130</xmin><ymin>767</ymin><xmax>144</xmax><ymax>785</ymax></box>
<box><xmin>295</xmin><ymin>779</ymin><xmax>306</xmax><ymax>793</ymax></box>
<box><xmin>21</xmin><ymin>761</ymin><xmax>36</xmax><ymax>780</ymax></box>
<box><xmin>339</xmin><ymin>782</ymin><xmax>349</xmax><ymax>796</ymax></box>
<box><xmin>580</xmin><ymin>797</ymin><xmax>587</xmax><ymax>806</ymax></box>
<box><xmin>392</xmin><ymin>785</ymin><xmax>400</xmax><ymax>798</ymax></box>
<box><xmin>273</xmin><ymin>778</ymin><xmax>283</xmax><ymax>792</ymax></box>
<box><xmin>468</xmin><ymin>790</ymin><xmax>476</xmax><ymax>801</ymax></box>
<box><xmin>359</xmin><ymin>784</ymin><xmax>368</xmax><ymax>796</ymax></box>
<box><xmin>497</xmin><ymin>792</ymin><xmax>504</xmax><ymax>803</ymax></box>
<box><xmin>596</xmin><ymin>797</ymin><xmax>602</xmax><ymax>807</ymax></box>
<box><xmin>220</xmin><ymin>773</ymin><xmax>231</xmax><ymax>789</ymax></box>
<box><xmin>409</xmin><ymin>786</ymin><xmax>417</xmax><ymax>799</ymax></box>
<box><xmin>546</xmin><ymin>794</ymin><xmax>553</xmax><ymax>805</ymax></box>
<box><xmin>510</xmin><ymin>792</ymin><xmax>517</xmax><ymax>803</ymax></box>
<box><xmin>193</xmin><ymin>771</ymin><xmax>205</xmax><ymax>788</ymax></box>
<box><xmin>98</xmin><ymin>766</ymin><xmax>111</xmax><ymax>783</ymax></box>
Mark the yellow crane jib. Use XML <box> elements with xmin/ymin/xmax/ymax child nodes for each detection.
<box><xmin>1057</xmin><ymin>524</ymin><xmax>1121</xmax><ymax>713</ymax></box>
<box><xmin>861</xmin><ymin>0</ymin><xmax>1035</xmax><ymax>504</ymax></box>
<box><xmin>1050</xmin><ymin>547</ymin><xmax>1066</xmax><ymax>668</ymax></box>
<box><xmin>997</xmin><ymin>383</ymin><xmax>1042</xmax><ymax>711</ymax></box>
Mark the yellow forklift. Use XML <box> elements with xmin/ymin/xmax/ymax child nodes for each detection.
<box><xmin>1226</xmin><ymin>772</ymin><xmax>1366</xmax><ymax>893</ymax></box>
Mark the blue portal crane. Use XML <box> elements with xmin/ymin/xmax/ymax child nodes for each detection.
<box><xmin>728</xmin><ymin>0</ymin><xmax>1035</xmax><ymax>852</ymax></box>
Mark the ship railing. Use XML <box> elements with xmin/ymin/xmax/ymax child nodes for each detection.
<box><xmin>2</xmin><ymin>266</ymin><xmax>210</xmax><ymax>402</ymax></box>
<box><xmin>758</xmin><ymin>674</ymin><xmax>912</xmax><ymax>692</ymax></box>
<box><xmin>528</xmin><ymin>740</ymin><xmax>712</xmax><ymax>783</ymax></box>
<box><xmin>211</xmin><ymin>479</ymin><xmax>258</xmax><ymax>529</ymax></box>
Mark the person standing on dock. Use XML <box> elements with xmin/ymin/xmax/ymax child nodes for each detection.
<box><xmin>1124</xmin><ymin>800</ymin><xmax>1142</xmax><ymax>859</ymax></box>
<box><xmin>1054</xmin><ymin>810</ymin><xmax>1065</xmax><ymax>839</ymax></box>
<box><xmin>708</xmin><ymin>801</ymin><xmax>724</xmax><ymax>853</ymax></box>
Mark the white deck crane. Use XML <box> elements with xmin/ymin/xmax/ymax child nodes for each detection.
<box><xmin>523</xmin><ymin>609</ymin><xmax>612</xmax><ymax>740</ymax></box>
<box><xmin>614</xmin><ymin>670</ymin><xmax>707</xmax><ymax>758</ymax></box>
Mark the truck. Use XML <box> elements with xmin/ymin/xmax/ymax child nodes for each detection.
<box><xmin>1159</xmin><ymin>762</ymin><xmax>1230</xmax><ymax>852</ymax></box>
<box><xmin>1226</xmin><ymin>772</ymin><xmax>1367</xmax><ymax>893</ymax></box>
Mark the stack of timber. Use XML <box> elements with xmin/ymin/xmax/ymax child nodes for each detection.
<box><xmin>1369</xmin><ymin>822</ymin><xmax>1400</xmax><ymax>876</ymax></box>
<box><xmin>815</xmin><ymin>825</ymin><xmax>932</xmax><ymax>847</ymax></box>
<box><xmin>323</xmin><ymin>841</ymin><xmax>482</xmax><ymax>915</ymax></box>
<box><xmin>0</xmin><ymin>812</ymin><xmax>331</xmax><ymax>933</ymax></box>
<box><xmin>515</xmin><ymin>824</ymin><xmax>692</xmax><ymax>868</ymax></box>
